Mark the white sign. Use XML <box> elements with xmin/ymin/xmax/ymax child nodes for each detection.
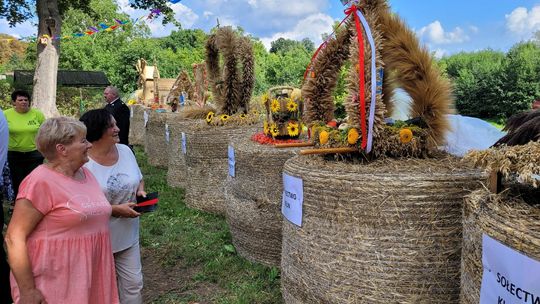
<box><xmin>480</xmin><ymin>234</ymin><xmax>540</xmax><ymax>304</ymax></box>
<box><xmin>181</xmin><ymin>132</ymin><xmax>186</xmax><ymax>154</ymax></box>
<box><xmin>130</xmin><ymin>106</ymin><xmax>134</xmax><ymax>118</ymax></box>
<box><xmin>228</xmin><ymin>145</ymin><xmax>235</xmax><ymax>177</ymax></box>
<box><xmin>143</xmin><ymin>110</ymin><xmax>149</xmax><ymax>127</ymax></box>
<box><xmin>281</xmin><ymin>173</ymin><xmax>303</xmax><ymax>226</ymax></box>
<box><xmin>165</xmin><ymin>123</ymin><xmax>170</xmax><ymax>143</ymax></box>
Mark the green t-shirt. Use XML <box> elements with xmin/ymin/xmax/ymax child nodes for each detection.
<box><xmin>4</xmin><ymin>107</ymin><xmax>45</xmax><ymax>152</ymax></box>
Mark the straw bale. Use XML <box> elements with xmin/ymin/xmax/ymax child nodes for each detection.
<box><xmin>145</xmin><ymin>112</ymin><xmax>179</xmax><ymax>168</ymax></box>
<box><xmin>184</xmin><ymin>122</ymin><xmax>260</xmax><ymax>215</ymax></box>
<box><xmin>166</xmin><ymin>119</ymin><xmax>194</xmax><ymax>189</ymax></box>
<box><xmin>225</xmin><ymin>136</ymin><xmax>301</xmax><ymax>266</ymax></box>
<box><xmin>281</xmin><ymin>155</ymin><xmax>485</xmax><ymax>303</ymax></box>
<box><xmin>465</xmin><ymin>141</ymin><xmax>540</xmax><ymax>188</ymax></box>
<box><xmin>461</xmin><ymin>187</ymin><xmax>540</xmax><ymax>303</ymax></box>
<box><xmin>128</xmin><ymin>105</ymin><xmax>147</xmax><ymax>146</ymax></box>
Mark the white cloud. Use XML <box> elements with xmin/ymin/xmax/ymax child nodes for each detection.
<box><xmin>117</xmin><ymin>0</ymin><xmax>137</xmax><ymax>14</ymax></box>
<box><xmin>417</xmin><ymin>21</ymin><xmax>469</xmax><ymax>45</ymax></box>
<box><xmin>170</xmin><ymin>3</ymin><xmax>199</xmax><ymax>29</ymax></box>
<box><xmin>0</xmin><ymin>19</ymin><xmax>35</xmax><ymax>39</ymax></box>
<box><xmin>505</xmin><ymin>5</ymin><xmax>540</xmax><ymax>36</ymax></box>
<box><xmin>260</xmin><ymin>13</ymin><xmax>334</xmax><ymax>50</ymax></box>
<box><xmin>203</xmin><ymin>11</ymin><xmax>214</xmax><ymax>19</ymax></box>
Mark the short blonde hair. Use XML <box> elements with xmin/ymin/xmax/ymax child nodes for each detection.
<box><xmin>36</xmin><ymin>117</ymin><xmax>87</xmax><ymax>161</ymax></box>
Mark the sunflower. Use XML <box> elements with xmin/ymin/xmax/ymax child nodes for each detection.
<box><xmin>287</xmin><ymin>121</ymin><xmax>300</xmax><ymax>137</ymax></box>
<box><xmin>127</xmin><ymin>99</ymin><xmax>136</xmax><ymax>105</ymax></box>
<box><xmin>319</xmin><ymin>130</ymin><xmax>329</xmax><ymax>145</ymax></box>
<box><xmin>286</xmin><ymin>99</ymin><xmax>298</xmax><ymax>112</ymax></box>
<box><xmin>240</xmin><ymin>113</ymin><xmax>247</xmax><ymax>119</ymax></box>
<box><xmin>347</xmin><ymin>128</ymin><xmax>359</xmax><ymax>144</ymax></box>
<box><xmin>261</xmin><ymin>93</ymin><xmax>269</xmax><ymax>105</ymax></box>
<box><xmin>269</xmin><ymin>123</ymin><xmax>279</xmax><ymax>138</ymax></box>
<box><xmin>263</xmin><ymin>121</ymin><xmax>269</xmax><ymax>135</ymax></box>
<box><xmin>220</xmin><ymin>114</ymin><xmax>230</xmax><ymax>123</ymax></box>
<box><xmin>399</xmin><ymin>128</ymin><xmax>413</xmax><ymax>143</ymax></box>
<box><xmin>206</xmin><ymin>111</ymin><xmax>215</xmax><ymax>124</ymax></box>
<box><xmin>270</xmin><ymin>99</ymin><xmax>280</xmax><ymax>113</ymax></box>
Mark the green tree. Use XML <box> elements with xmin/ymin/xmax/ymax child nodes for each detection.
<box><xmin>0</xmin><ymin>0</ymin><xmax>177</xmax><ymax>117</ymax></box>
<box><xmin>501</xmin><ymin>42</ymin><xmax>540</xmax><ymax>116</ymax></box>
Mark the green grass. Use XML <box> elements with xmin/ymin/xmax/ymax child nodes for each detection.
<box><xmin>484</xmin><ymin>118</ymin><xmax>505</xmax><ymax>130</ymax></box>
<box><xmin>135</xmin><ymin>147</ymin><xmax>282</xmax><ymax>304</ymax></box>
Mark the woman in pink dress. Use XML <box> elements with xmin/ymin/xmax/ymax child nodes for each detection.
<box><xmin>5</xmin><ymin>117</ymin><xmax>119</xmax><ymax>304</ymax></box>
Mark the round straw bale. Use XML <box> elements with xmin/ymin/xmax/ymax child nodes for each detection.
<box><xmin>128</xmin><ymin>105</ymin><xmax>147</xmax><ymax>146</ymax></box>
<box><xmin>281</xmin><ymin>155</ymin><xmax>485</xmax><ymax>303</ymax></box>
<box><xmin>461</xmin><ymin>187</ymin><xmax>540</xmax><ymax>304</ymax></box>
<box><xmin>166</xmin><ymin>119</ymin><xmax>194</xmax><ymax>189</ymax></box>
<box><xmin>225</xmin><ymin>136</ymin><xmax>301</xmax><ymax>266</ymax></box>
<box><xmin>145</xmin><ymin>112</ymin><xmax>179</xmax><ymax>168</ymax></box>
<box><xmin>184</xmin><ymin>122</ymin><xmax>259</xmax><ymax>215</ymax></box>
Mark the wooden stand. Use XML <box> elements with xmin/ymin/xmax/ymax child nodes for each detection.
<box><xmin>300</xmin><ymin>147</ymin><xmax>357</xmax><ymax>155</ymax></box>
<box><xmin>274</xmin><ymin>142</ymin><xmax>314</xmax><ymax>148</ymax></box>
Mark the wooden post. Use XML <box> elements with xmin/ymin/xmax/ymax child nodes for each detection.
<box><xmin>488</xmin><ymin>170</ymin><xmax>502</xmax><ymax>194</ymax></box>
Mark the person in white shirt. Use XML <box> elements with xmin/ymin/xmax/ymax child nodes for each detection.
<box><xmin>80</xmin><ymin>109</ymin><xmax>145</xmax><ymax>304</ymax></box>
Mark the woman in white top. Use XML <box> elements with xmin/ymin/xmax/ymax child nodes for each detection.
<box><xmin>80</xmin><ymin>109</ymin><xmax>145</xmax><ymax>304</ymax></box>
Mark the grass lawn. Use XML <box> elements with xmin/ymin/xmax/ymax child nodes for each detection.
<box><xmin>484</xmin><ymin>118</ymin><xmax>505</xmax><ymax>130</ymax></box>
<box><xmin>136</xmin><ymin>147</ymin><xmax>282</xmax><ymax>304</ymax></box>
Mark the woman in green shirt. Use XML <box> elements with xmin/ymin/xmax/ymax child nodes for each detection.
<box><xmin>4</xmin><ymin>90</ymin><xmax>45</xmax><ymax>197</ymax></box>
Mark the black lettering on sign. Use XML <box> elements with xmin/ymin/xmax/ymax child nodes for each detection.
<box><xmin>284</xmin><ymin>201</ymin><xmax>291</xmax><ymax>208</ymax></box>
<box><xmin>498</xmin><ymin>296</ymin><xmax>505</xmax><ymax>304</ymax></box>
<box><xmin>284</xmin><ymin>190</ymin><xmax>296</xmax><ymax>200</ymax></box>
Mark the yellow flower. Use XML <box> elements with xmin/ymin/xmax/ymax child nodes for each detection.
<box><xmin>286</xmin><ymin>99</ymin><xmax>298</xmax><ymax>112</ymax></box>
<box><xmin>287</xmin><ymin>122</ymin><xmax>300</xmax><ymax>137</ymax></box>
<box><xmin>206</xmin><ymin>111</ymin><xmax>215</xmax><ymax>124</ymax></box>
<box><xmin>252</xmin><ymin>109</ymin><xmax>259</xmax><ymax>115</ymax></box>
<box><xmin>263</xmin><ymin>121</ymin><xmax>269</xmax><ymax>135</ymax></box>
<box><xmin>270</xmin><ymin>99</ymin><xmax>280</xmax><ymax>113</ymax></box>
<box><xmin>261</xmin><ymin>93</ymin><xmax>269</xmax><ymax>105</ymax></box>
<box><xmin>240</xmin><ymin>113</ymin><xmax>247</xmax><ymax>119</ymax></box>
<box><xmin>220</xmin><ymin>114</ymin><xmax>230</xmax><ymax>123</ymax></box>
<box><xmin>399</xmin><ymin>128</ymin><xmax>413</xmax><ymax>143</ymax></box>
<box><xmin>269</xmin><ymin>123</ymin><xmax>279</xmax><ymax>138</ymax></box>
<box><xmin>347</xmin><ymin>128</ymin><xmax>359</xmax><ymax>144</ymax></box>
<box><xmin>319</xmin><ymin>130</ymin><xmax>329</xmax><ymax>145</ymax></box>
<box><xmin>127</xmin><ymin>99</ymin><xmax>136</xmax><ymax>105</ymax></box>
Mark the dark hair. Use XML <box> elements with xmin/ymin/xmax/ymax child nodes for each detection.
<box><xmin>79</xmin><ymin>109</ymin><xmax>113</xmax><ymax>142</ymax></box>
<box><xmin>11</xmin><ymin>90</ymin><xmax>30</xmax><ymax>102</ymax></box>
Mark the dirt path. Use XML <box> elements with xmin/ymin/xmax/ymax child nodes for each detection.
<box><xmin>141</xmin><ymin>248</ymin><xmax>224</xmax><ymax>303</ymax></box>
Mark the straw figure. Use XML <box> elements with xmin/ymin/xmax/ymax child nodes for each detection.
<box><xmin>462</xmin><ymin>141</ymin><xmax>540</xmax><ymax>303</ymax></box>
<box><xmin>128</xmin><ymin>104</ymin><xmax>147</xmax><ymax>146</ymax></box>
<box><xmin>280</xmin><ymin>1</ymin><xmax>485</xmax><ymax>303</ymax></box>
<box><xmin>302</xmin><ymin>0</ymin><xmax>452</xmax><ymax>158</ymax></box>
<box><xmin>176</xmin><ymin>26</ymin><xmax>259</xmax><ymax>214</ymax></box>
<box><xmin>166</xmin><ymin>70</ymin><xmax>195</xmax><ymax>112</ymax></box>
<box><xmin>260</xmin><ymin>86</ymin><xmax>304</xmax><ymax>140</ymax></box>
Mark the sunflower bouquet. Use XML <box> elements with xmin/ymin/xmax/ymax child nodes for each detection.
<box><xmin>262</xmin><ymin>86</ymin><xmax>304</xmax><ymax>139</ymax></box>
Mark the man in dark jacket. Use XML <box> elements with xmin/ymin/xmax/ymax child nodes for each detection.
<box><xmin>104</xmin><ymin>86</ymin><xmax>130</xmax><ymax>145</ymax></box>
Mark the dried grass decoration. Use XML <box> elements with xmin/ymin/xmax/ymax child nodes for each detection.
<box><xmin>460</xmin><ymin>141</ymin><xmax>540</xmax><ymax>303</ymax></box>
<box><xmin>261</xmin><ymin>86</ymin><xmax>304</xmax><ymax>139</ymax></box>
<box><xmin>184</xmin><ymin>122</ymin><xmax>258</xmax><ymax>215</ymax></box>
<box><xmin>177</xmin><ymin>27</ymin><xmax>259</xmax><ymax>215</ymax></box>
<box><xmin>225</xmin><ymin>136</ymin><xmax>301</xmax><ymax>266</ymax></box>
<box><xmin>166</xmin><ymin>118</ymin><xmax>195</xmax><ymax>190</ymax></box>
<box><xmin>301</xmin><ymin>0</ymin><xmax>452</xmax><ymax>157</ymax></box>
<box><xmin>281</xmin><ymin>155</ymin><xmax>485</xmax><ymax>303</ymax></box>
<box><xmin>145</xmin><ymin>111</ymin><xmax>178</xmax><ymax>168</ymax></box>
<box><xmin>461</xmin><ymin>188</ymin><xmax>540</xmax><ymax>303</ymax></box>
<box><xmin>128</xmin><ymin>104</ymin><xmax>147</xmax><ymax>146</ymax></box>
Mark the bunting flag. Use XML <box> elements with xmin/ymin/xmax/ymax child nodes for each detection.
<box><xmin>0</xmin><ymin>7</ymin><xmax>163</xmax><ymax>43</ymax></box>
